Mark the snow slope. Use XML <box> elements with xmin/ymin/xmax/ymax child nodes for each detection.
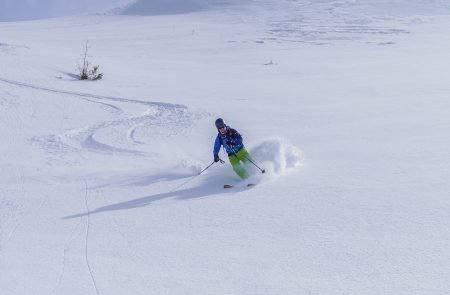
<box><xmin>1</xmin><ymin>1</ymin><xmax>450</xmax><ymax>294</ymax></box>
<box><xmin>0</xmin><ymin>0</ymin><xmax>133</xmax><ymax>22</ymax></box>
<box><xmin>122</xmin><ymin>0</ymin><xmax>243</xmax><ymax>16</ymax></box>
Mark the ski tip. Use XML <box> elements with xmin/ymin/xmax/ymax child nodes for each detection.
<box><xmin>224</xmin><ymin>183</ymin><xmax>256</xmax><ymax>189</ymax></box>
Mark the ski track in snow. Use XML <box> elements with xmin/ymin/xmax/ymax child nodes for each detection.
<box><xmin>49</xmin><ymin>212</ymin><xmax>85</xmax><ymax>295</ymax></box>
<box><xmin>83</xmin><ymin>181</ymin><xmax>101</xmax><ymax>295</ymax></box>
<box><xmin>0</xmin><ymin>77</ymin><xmax>203</xmax><ymax>157</ymax></box>
<box><xmin>0</xmin><ymin>170</ymin><xmax>26</xmax><ymax>254</ymax></box>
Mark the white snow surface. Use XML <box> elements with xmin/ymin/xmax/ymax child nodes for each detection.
<box><xmin>1</xmin><ymin>0</ymin><xmax>450</xmax><ymax>294</ymax></box>
<box><xmin>0</xmin><ymin>0</ymin><xmax>133</xmax><ymax>21</ymax></box>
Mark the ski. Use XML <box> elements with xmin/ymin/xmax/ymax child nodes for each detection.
<box><xmin>223</xmin><ymin>183</ymin><xmax>255</xmax><ymax>189</ymax></box>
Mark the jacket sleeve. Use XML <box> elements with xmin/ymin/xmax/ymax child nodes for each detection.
<box><xmin>213</xmin><ymin>135</ymin><xmax>221</xmax><ymax>156</ymax></box>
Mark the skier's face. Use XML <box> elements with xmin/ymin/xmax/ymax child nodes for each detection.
<box><xmin>218</xmin><ymin>126</ymin><xmax>227</xmax><ymax>134</ymax></box>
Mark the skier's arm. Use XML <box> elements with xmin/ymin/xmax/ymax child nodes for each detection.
<box><xmin>213</xmin><ymin>136</ymin><xmax>222</xmax><ymax>156</ymax></box>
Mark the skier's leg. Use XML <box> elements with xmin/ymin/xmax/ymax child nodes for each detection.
<box><xmin>229</xmin><ymin>154</ymin><xmax>249</xmax><ymax>179</ymax></box>
<box><xmin>236</xmin><ymin>149</ymin><xmax>252</xmax><ymax>163</ymax></box>
<box><xmin>236</xmin><ymin>148</ymin><xmax>257</xmax><ymax>177</ymax></box>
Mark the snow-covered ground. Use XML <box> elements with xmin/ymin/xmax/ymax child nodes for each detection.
<box><xmin>1</xmin><ymin>1</ymin><xmax>450</xmax><ymax>294</ymax></box>
<box><xmin>0</xmin><ymin>0</ymin><xmax>133</xmax><ymax>21</ymax></box>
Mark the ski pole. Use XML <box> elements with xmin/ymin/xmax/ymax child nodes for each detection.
<box><xmin>197</xmin><ymin>158</ymin><xmax>224</xmax><ymax>175</ymax></box>
<box><xmin>171</xmin><ymin>158</ymin><xmax>224</xmax><ymax>192</ymax></box>
<box><xmin>244</xmin><ymin>156</ymin><xmax>265</xmax><ymax>174</ymax></box>
<box><xmin>231</xmin><ymin>147</ymin><xmax>265</xmax><ymax>174</ymax></box>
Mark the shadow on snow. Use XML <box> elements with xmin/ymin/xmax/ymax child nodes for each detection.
<box><xmin>61</xmin><ymin>179</ymin><xmax>243</xmax><ymax>220</ymax></box>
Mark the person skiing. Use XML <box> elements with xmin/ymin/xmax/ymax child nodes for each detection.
<box><xmin>213</xmin><ymin>118</ymin><xmax>252</xmax><ymax>179</ymax></box>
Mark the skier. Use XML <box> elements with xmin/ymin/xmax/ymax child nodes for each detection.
<box><xmin>213</xmin><ymin>118</ymin><xmax>252</xmax><ymax>180</ymax></box>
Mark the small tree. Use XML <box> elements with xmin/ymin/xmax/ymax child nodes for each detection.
<box><xmin>78</xmin><ymin>41</ymin><xmax>103</xmax><ymax>81</ymax></box>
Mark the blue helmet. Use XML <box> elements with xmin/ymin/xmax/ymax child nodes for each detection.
<box><xmin>215</xmin><ymin>118</ymin><xmax>226</xmax><ymax>129</ymax></box>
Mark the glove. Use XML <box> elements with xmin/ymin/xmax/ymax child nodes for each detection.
<box><xmin>214</xmin><ymin>155</ymin><xmax>220</xmax><ymax>162</ymax></box>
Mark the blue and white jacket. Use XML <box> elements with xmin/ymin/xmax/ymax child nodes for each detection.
<box><xmin>213</xmin><ymin>127</ymin><xmax>244</xmax><ymax>157</ymax></box>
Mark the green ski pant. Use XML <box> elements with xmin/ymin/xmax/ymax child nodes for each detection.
<box><xmin>229</xmin><ymin>149</ymin><xmax>252</xmax><ymax>179</ymax></box>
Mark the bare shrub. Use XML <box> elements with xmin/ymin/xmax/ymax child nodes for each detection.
<box><xmin>78</xmin><ymin>41</ymin><xmax>103</xmax><ymax>81</ymax></box>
